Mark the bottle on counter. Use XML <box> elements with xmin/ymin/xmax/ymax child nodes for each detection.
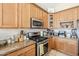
<box><xmin>19</xmin><ymin>35</ymin><xmax>24</xmax><ymax>42</ymax></box>
<box><xmin>18</xmin><ymin>30</ymin><xmax>24</xmax><ymax>42</ymax></box>
<box><xmin>64</xmin><ymin>31</ymin><xmax>67</xmax><ymax>37</ymax></box>
<box><xmin>15</xmin><ymin>34</ymin><xmax>20</xmax><ymax>42</ymax></box>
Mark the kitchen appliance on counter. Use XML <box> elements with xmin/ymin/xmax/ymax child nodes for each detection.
<box><xmin>0</xmin><ymin>40</ymin><xmax>7</xmax><ymax>48</ymax></box>
<box><xmin>58</xmin><ymin>31</ymin><xmax>66</xmax><ymax>37</ymax></box>
<box><xmin>40</xmin><ymin>31</ymin><xmax>48</xmax><ymax>37</ymax></box>
<box><xmin>28</xmin><ymin>32</ymin><xmax>48</xmax><ymax>56</ymax></box>
<box><xmin>31</xmin><ymin>18</ymin><xmax>43</xmax><ymax>28</ymax></box>
<box><xmin>15</xmin><ymin>30</ymin><xmax>28</xmax><ymax>42</ymax></box>
<box><xmin>71</xmin><ymin>29</ymin><xmax>77</xmax><ymax>39</ymax></box>
<box><xmin>47</xmin><ymin>29</ymin><xmax>54</xmax><ymax>37</ymax></box>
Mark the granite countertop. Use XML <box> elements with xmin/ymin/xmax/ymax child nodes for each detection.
<box><xmin>48</xmin><ymin>35</ymin><xmax>78</xmax><ymax>40</ymax></box>
<box><xmin>53</xmin><ymin>36</ymin><xmax>78</xmax><ymax>40</ymax></box>
<box><xmin>0</xmin><ymin>40</ymin><xmax>35</xmax><ymax>56</ymax></box>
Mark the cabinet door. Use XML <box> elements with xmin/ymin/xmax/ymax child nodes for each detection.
<box><xmin>0</xmin><ymin>4</ymin><xmax>2</xmax><ymax>27</ymax></box>
<box><xmin>67</xmin><ymin>44</ymin><xmax>77</xmax><ymax>56</ymax></box>
<box><xmin>30</xmin><ymin>4</ymin><xmax>37</xmax><ymax>18</ymax></box>
<box><xmin>37</xmin><ymin>8</ymin><xmax>43</xmax><ymax>20</ymax></box>
<box><xmin>53</xmin><ymin>13</ymin><xmax>60</xmax><ymax>28</ymax></box>
<box><xmin>42</xmin><ymin>11</ymin><xmax>48</xmax><ymax>28</ymax></box>
<box><xmin>71</xmin><ymin>8</ymin><xmax>77</xmax><ymax>20</ymax></box>
<box><xmin>66</xmin><ymin>8</ymin><xmax>77</xmax><ymax>21</ymax></box>
<box><xmin>24</xmin><ymin>48</ymin><xmax>35</xmax><ymax>56</ymax></box>
<box><xmin>18</xmin><ymin>3</ymin><xmax>30</xmax><ymax>28</ymax></box>
<box><xmin>54</xmin><ymin>38</ymin><xmax>64</xmax><ymax>52</ymax></box>
<box><xmin>51</xmin><ymin>38</ymin><xmax>55</xmax><ymax>49</ymax></box>
<box><xmin>53</xmin><ymin>13</ymin><xmax>57</xmax><ymax>28</ymax></box>
<box><xmin>59</xmin><ymin>11</ymin><xmax>64</xmax><ymax>20</ymax></box>
<box><xmin>53</xmin><ymin>12</ymin><xmax>60</xmax><ymax>20</ymax></box>
<box><xmin>2</xmin><ymin>3</ymin><xmax>18</xmax><ymax>28</ymax></box>
<box><xmin>48</xmin><ymin>38</ymin><xmax>52</xmax><ymax>51</ymax></box>
<box><xmin>65</xmin><ymin>40</ymin><xmax>78</xmax><ymax>56</ymax></box>
<box><xmin>53</xmin><ymin>37</ymin><xmax>58</xmax><ymax>50</ymax></box>
<box><xmin>58</xmin><ymin>40</ymin><xmax>65</xmax><ymax>52</ymax></box>
<box><xmin>77</xmin><ymin>7</ymin><xmax>79</xmax><ymax>19</ymax></box>
<box><xmin>55</xmin><ymin>39</ymin><xmax>61</xmax><ymax>50</ymax></box>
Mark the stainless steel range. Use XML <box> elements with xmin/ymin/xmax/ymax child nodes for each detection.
<box><xmin>28</xmin><ymin>32</ymin><xmax>48</xmax><ymax>56</ymax></box>
<box><xmin>36</xmin><ymin>39</ymin><xmax>48</xmax><ymax>56</ymax></box>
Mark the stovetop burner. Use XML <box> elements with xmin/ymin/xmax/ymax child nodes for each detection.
<box><xmin>29</xmin><ymin>37</ymin><xmax>48</xmax><ymax>42</ymax></box>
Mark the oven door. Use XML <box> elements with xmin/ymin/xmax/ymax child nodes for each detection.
<box><xmin>43</xmin><ymin>41</ymin><xmax>48</xmax><ymax>55</ymax></box>
<box><xmin>38</xmin><ymin>40</ymin><xmax>48</xmax><ymax>56</ymax></box>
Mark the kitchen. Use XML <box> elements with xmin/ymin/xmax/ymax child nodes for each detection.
<box><xmin>0</xmin><ymin>3</ymin><xmax>79</xmax><ymax>56</ymax></box>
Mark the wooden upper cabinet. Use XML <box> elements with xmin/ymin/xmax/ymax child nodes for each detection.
<box><xmin>53</xmin><ymin>13</ymin><xmax>60</xmax><ymax>28</ymax></box>
<box><xmin>54</xmin><ymin>7</ymin><xmax>77</xmax><ymax>21</ymax></box>
<box><xmin>66</xmin><ymin>8</ymin><xmax>77</xmax><ymax>20</ymax></box>
<box><xmin>45</xmin><ymin>12</ymin><xmax>48</xmax><ymax>28</ymax></box>
<box><xmin>71</xmin><ymin>7</ymin><xmax>77</xmax><ymax>20</ymax></box>
<box><xmin>2</xmin><ymin>3</ymin><xmax>18</xmax><ymax>28</ymax></box>
<box><xmin>59</xmin><ymin>11</ymin><xmax>66</xmax><ymax>20</ymax></box>
<box><xmin>53</xmin><ymin>13</ymin><xmax>57</xmax><ymax>28</ymax></box>
<box><xmin>37</xmin><ymin>8</ymin><xmax>43</xmax><ymax>20</ymax></box>
<box><xmin>30</xmin><ymin>4</ymin><xmax>37</xmax><ymax>18</ymax></box>
<box><xmin>53</xmin><ymin>7</ymin><xmax>78</xmax><ymax>29</ymax></box>
<box><xmin>59</xmin><ymin>7</ymin><xmax>78</xmax><ymax>21</ymax></box>
<box><xmin>42</xmin><ymin>11</ymin><xmax>48</xmax><ymax>28</ymax></box>
<box><xmin>77</xmin><ymin>6</ymin><xmax>79</xmax><ymax>19</ymax></box>
<box><xmin>18</xmin><ymin>3</ymin><xmax>30</xmax><ymax>28</ymax></box>
<box><xmin>30</xmin><ymin>4</ymin><xmax>43</xmax><ymax>20</ymax></box>
<box><xmin>53</xmin><ymin>12</ymin><xmax>60</xmax><ymax>20</ymax></box>
<box><xmin>0</xmin><ymin>4</ymin><xmax>2</xmax><ymax>27</ymax></box>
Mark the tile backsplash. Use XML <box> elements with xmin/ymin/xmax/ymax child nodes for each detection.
<box><xmin>53</xmin><ymin>28</ymin><xmax>71</xmax><ymax>34</ymax></box>
<box><xmin>0</xmin><ymin>29</ymin><xmax>47</xmax><ymax>40</ymax></box>
<box><xmin>0</xmin><ymin>28</ymin><xmax>78</xmax><ymax>40</ymax></box>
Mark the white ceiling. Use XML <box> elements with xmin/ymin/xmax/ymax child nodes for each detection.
<box><xmin>36</xmin><ymin>3</ymin><xmax>79</xmax><ymax>13</ymax></box>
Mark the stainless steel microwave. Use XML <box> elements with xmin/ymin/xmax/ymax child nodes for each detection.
<box><xmin>31</xmin><ymin>18</ymin><xmax>43</xmax><ymax>28</ymax></box>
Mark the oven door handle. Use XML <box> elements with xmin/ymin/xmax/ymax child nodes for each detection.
<box><xmin>42</xmin><ymin>42</ymin><xmax>48</xmax><ymax>45</ymax></box>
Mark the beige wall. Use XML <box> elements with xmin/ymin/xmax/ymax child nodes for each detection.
<box><xmin>54</xmin><ymin>3</ymin><xmax>79</xmax><ymax>12</ymax></box>
<box><xmin>36</xmin><ymin>3</ymin><xmax>79</xmax><ymax>13</ymax></box>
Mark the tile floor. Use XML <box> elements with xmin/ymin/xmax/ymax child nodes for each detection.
<box><xmin>45</xmin><ymin>49</ymin><xmax>69</xmax><ymax>56</ymax></box>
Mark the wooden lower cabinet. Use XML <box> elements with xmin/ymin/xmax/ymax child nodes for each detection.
<box><xmin>64</xmin><ymin>40</ymin><xmax>78</xmax><ymax>56</ymax></box>
<box><xmin>48</xmin><ymin>37</ymin><xmax>52</xmax><ymax>51</ymax></box>
<box><xmin>51</xmin><ymin>37</ymin><xmax>55</xmax><ymax>49</ymax></box>
<box><xmin>25</xmin><ymin>48</ymin><xmax>35</xmax><ymax>56</ymax></box>
<box><xmin>55</xmin><ymin>39</ymin><xmax>65</xmax><ymax>52</ymax></box>
<box><xmin>19</xmin><ymin>48</ymin><xmax>35</xmax><ymax>56</ymax></box>
<box><xmin>7</xmin><ymin>44</ymin><xmax>35</xmax><ymax>56</ymax></box>
<box><xmin>48</xmin><ymin>37</ymin><xmax>78</xmax><ymax>56</ymax></box>
<box><xmin>48</xmin><ymin>37</ymin><xmax>57</xmax><ymax>51</ymax></box>
<box><xmin>52</xmin><ymin>37</ymin><xmax>58</xmax><ymax>49</ymax></box>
